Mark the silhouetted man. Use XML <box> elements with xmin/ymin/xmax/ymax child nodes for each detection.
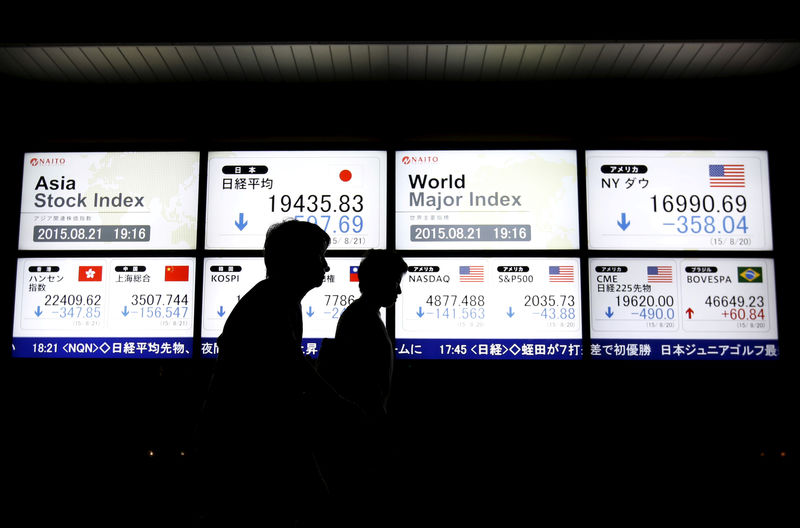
<box><xmin>196</xmin><ymin>219</ymin><xmax>339</xmax><ymax>527</ymax></box>
<box><xmin>316</xmin><ymin>249</ymin><xmax>408</xmax><ymax>525</ymax></box>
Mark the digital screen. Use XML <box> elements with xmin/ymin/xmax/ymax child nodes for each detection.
<box><xmin>589</xmin><ymin>258</ymin><xmax>778</xmax><ymax>360</ymax></box>
<box><xmin>395</xmin><ymin>150</ymin><xmax>579</xmax><ymax>250</ymax></box>
<box><xmin>205</xmin><ymin>151</ymin><xmax>386</xmax><ymax>250</ymax></box>
<box><xmin>395</xmin><ymin>258</ymin><xmax>582</xmax><ymax>359</ymax></box>
<box><xmin>201</xmin><ymin>257</ymin><xmax>382</xmax><ymax>358</ymax></box>
<box><xmin>586</xmin><ymin>150</ymin><xmax>772</xmax><ymax>250</ymax></box>
<box><xmin>18</xmin><ymin>152</ymin><xmax>200</xmax><ymax>250</ymax></box>
<box><xmin>12</xmin><ymin>257</ymin><xmax>195</xmax><ymax>358</ymax></box>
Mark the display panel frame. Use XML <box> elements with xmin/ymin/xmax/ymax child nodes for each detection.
<box><xmin>11</xmin><ymin>256</ymin><xmax>197</xmax><ymax>358</ymax></box>
<box><xmin>395</xmin><ymin>149</ymin><xmax>580</xmax><ymax>251</ymax></box>
<box><xmin>585</xmin><ymin>150</ymin><xmax>773</xmax><ymax>251</ymax></box>
<box><xmin>205</xmin><ymin>150</ymin><xmax>387</xmax><ymax>251</ymax></box>
<box><xmin>200</xmin><ymin>256</ymin><xmax>384</xmax><ymax>359</ymax></box>
<box><xmin>587</xmin><ymin>257</ymin><xmax>779</xmax><ymax>360</ymax></box>
<box><xmin>17</xmin><ymin>151</ymin><xmax>201</xmax><ymax>251</ymax></box>
<box><xmin>3</xmin><ymin>143</ymin><xmax>785</xmax><ymax>364</ymax></box>
<box><xmin>394</xmin><ymin>256</ymin><xmax>583</xmax><ymax>360</ymax></box>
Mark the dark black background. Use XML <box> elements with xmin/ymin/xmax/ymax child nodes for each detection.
<box><xmin>2</xmin><ymin>7</ymin><xmax>797</xmax><ymax>526</ymax></box>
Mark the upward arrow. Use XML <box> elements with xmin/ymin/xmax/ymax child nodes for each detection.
<box><xmin>235</xmin><ymin>213</ymin><xmax>248</xmax><ymax>231</ymax></box>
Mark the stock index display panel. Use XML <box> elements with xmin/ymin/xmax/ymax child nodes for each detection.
<box><xmin>394</xmin><ymin>258</ymin><xmax>583</xmax><ymax>360</ymax></box>
<box><xmin>12</xmin><ymin>257</ymin><xmax>196</xmax><ymax>358</ymax></box>
<box><xmin>589</xmin><ymin>258</ymin><xmax>779</xmax><ymax>360</ymax></box>
<box><xmin>8</xmin><ymin>148</ymin><xmax>781</xmax><ymax>362</ymax></box>
<box><xmin>18</xmin><ymin>152</ymin><xmax>200</xmax><ymax>250</ymax></box>
<box><xmin>586</xmin><ymin>150</ymin><xmax>772</xmax><ymax>251</ymax></box>
<box><xmin>205</xmin><ymin>151</ymin><xmax>386</xmax><ymax>250</ymax></box>
<box><xmin>12</xmin><ymin>151</ymin><xmax>201</xmax><ymax>359</ymax></box>
<box><xmin>201</xmin><ymin>257</ymin><xmax>382</xmax><ymax>358</ymax></box>
<box><xmin>395</xmin><ymin>150</ymin><xmax>579</xmax><ymax>250</ymax></box>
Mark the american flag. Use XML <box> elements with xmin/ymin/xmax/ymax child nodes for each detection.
<box><xmin>549</xmin><ymin>265</ymin><xmax>574</xmax><ymax>283</ymax></box>
<box><xmin>459</xmin><ymin>265</ymin><xmax>484</xmax><ymax>283</ymax></box>
<box><xmin>647</xmin><ymin>266</ymin><xmax>673</xmax><ymax>283</ymax></box>
<box><xmin>709</xmin><ymin>164</ymin><xmax>745</xmax><ymax>188</ymax></box>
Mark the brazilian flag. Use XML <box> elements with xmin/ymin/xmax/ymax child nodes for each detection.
<box><xmin>738</xmin><ymin>267</ymin><xmax>762</xmax><ymax>283</ymax></box>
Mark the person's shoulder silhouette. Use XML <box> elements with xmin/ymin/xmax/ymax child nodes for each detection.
<box><xmin>315</xmin><ymin>250</ymin><xmax>407</xmax><ymax>521</ymax></box>
<box><xmin>216</xmin><ymin>219</ymin><xmax>330</xmax><ymax>368</ymax></box>
<box><xmin>194</xmin><ymin>219</ymin><xmax>332</xmax><ymax>526</ymax></box>
<box><xmin>319</xmin><ymin>249</ymin><xmax>407</xmax><ymax>418</ymax></box>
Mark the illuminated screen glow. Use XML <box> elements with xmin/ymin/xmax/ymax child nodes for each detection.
<box><xmin>395</xmin><ymin>150</ymin><xmax>579</xmax><ymax>250</ymax></box>
<box><xmin>586</xmin><ymin>150</ymin><xmax>772</xmax><ymax>250</ymax></box>
<box><xmin>18</xmin><ymin>152</ymin><xmax>200</xmax><ymax>250</ymax></box>
<box><xmin>201</xmin><ymin>257</ymin><xmax>383</xmax><ymax>358</ymax></box>
<box><xmin>9</xmin><ymin>149</ymin><xmax>780</xmax><ymax>362</ymax></box>
<box><xmin>394</xmin><ymin>258</ymin><xmax>583</xmax><ymax>359</ymax></box>
<box><xmin>205</xmin><ymin>151</ymin><xmax>387</xmax><ymax>250</ymax></box>
<box><xmin>12</xmin><ymin>257</ymin><xmax>196</xmax><ymax>358</ymax></box>
<box><xmin>589</xmin><ymin>258</ymin><xmax>779</xmax><ymax>360</ymax></box>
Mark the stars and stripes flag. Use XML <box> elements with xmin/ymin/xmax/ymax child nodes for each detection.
<box><xmin>549</xmin><ymin>265</ymin><xmax>574</xmax><ymax>283</ymax></box>
<box><xmin>459</xmin><ymin>265</ymin><xmax>484</xmax><ymax>283</ymax></box>
<box><xmin>647</xmin><ymin>266</ymin><xmax>673</xmax><ymax>283</ymax></box>
<box><xmin>709</xmin><ymin>164</ymin><xmax>745</xmax><ymax>188</ymax></box>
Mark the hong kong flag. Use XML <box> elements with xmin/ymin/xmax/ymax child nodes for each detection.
<box><xmin>165</xmin><ymin>265</ymin><xmax>189</xmax><ymax>281</ymax></box>
<box><xmin>78</xmin><ymin>265</ymin><xmax>103</xmax><ymax>282</ymax></box>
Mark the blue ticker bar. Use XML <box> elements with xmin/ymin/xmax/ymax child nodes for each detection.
<box><xmin>590</xmin><ymin>339</ymin><xmax>779</xmax><ymax>360</ymax></box>
<box><xmin>394</xmin><ymin>338</ymin><xmax>583</xmax><ymax>360</ymax></box>
<box><xmin>12</xmin><ymin>337</ymin><xmax>193</xmax><ymax>358</ymax></box>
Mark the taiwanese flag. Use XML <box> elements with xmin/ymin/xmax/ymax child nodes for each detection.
<box><xmin>350</xmin><ymin>266</ymin><xmax>359</xmax><ymax>282</ymax></box>
<box><xmin>165</xmin><ymin>265</ymin><xmax>189</xmax><ymax>281</ymax></box>
<box><xmin>78</xmin><ymin>265</ymin><xmax>103</xmax><ymax>282</ymax></box>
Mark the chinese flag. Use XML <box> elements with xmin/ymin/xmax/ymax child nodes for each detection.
<box><xmin>165</xmin><ymin>265</ymin><xmax>189</xmax><ymax>281</ymax></box>
<box><xmin>349</xmin><ymin>266</ymin><xmax>359</xmax><ymax>282</ymax></box>
<box><xmin>78</xmin><ymin>265</ymin><xmax>103</xmax><ymax>282</ymax></box>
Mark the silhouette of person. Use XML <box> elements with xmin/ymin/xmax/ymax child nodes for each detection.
<box><xmin>195</xmin><ymin>219</ymin><xmax>346</xmax><ymax>527</ymax></box>
<box><xmin>316</xmin><ymin>249</ymin><xmax>408</xmax><ymax>525</ymax></box>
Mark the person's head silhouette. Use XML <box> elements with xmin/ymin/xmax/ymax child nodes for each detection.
<box><xmin>356</xmin><ymin>249</ymin><xmax>408</xmax><ymax>308</ymax></box>
<box><xmin>263</xmin><ymin>219</ymin><xmax>330</xmax><ymax>296</ymax></box>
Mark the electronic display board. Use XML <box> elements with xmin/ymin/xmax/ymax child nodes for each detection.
<box><xmin>589</xmin><ymin>258</ymin><xmax>778</xmax><ymax>360</ymax></box>
<box><xmin>18</xmin><ymin>152</ymin><xmax>200</xmax><ymax>250</ymax></box>
<box><xmin>395</xmin><ymin>150</ymin><xmax>579</xmax><ymax>250</ymax></box>
<box><xmin>12</xmin><ymin>257</ymin><xmax>195</xmax><ymax>358</ymax></box>
<box><xmin>201</xmin><ymin>257</ymin><xmax>382</xmax><ymax>358</ymax></box>
<box><xmin>395</xmin><ymin>258</ymin><xmax>582</xmax><ymax>359</ymax></box>
<box><xmin>586</xmin><ymin>150</ymin><xmax>772</xmax><ymax>250</ymax></box>
<box><xmin>205</xmin><ymin>151</ymin><xmax>386</xmax><ymax>250</ymax></box>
